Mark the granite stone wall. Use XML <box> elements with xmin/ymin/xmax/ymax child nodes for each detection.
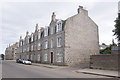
<box><xmin>90</xmin><ymin>54</ymin><xmax>119</xmax><ymax>70</ymax></box>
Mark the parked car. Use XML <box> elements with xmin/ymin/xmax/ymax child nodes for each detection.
<box><xmin>16</xmin><ymin>59</ymin><xmax>22</xmax><ymax>63</ymax></box>
<box><xmin>19</xmin><ymin>59</ymin><xmax>23</xmax><ymax>63</ymax></box>
<box><xmin>23</xmin><ymin>59</ymin><xmax>32</xmax><ymax>65</ymax></box>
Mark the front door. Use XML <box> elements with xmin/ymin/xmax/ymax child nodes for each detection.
<box><xmin>51</xmin><ymin>52</ymin><xmax>53</xmax><ymax>63</ymax></box>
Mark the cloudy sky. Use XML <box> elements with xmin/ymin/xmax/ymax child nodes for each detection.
<box><xmin>0</xmin><ymin>0</ymin><xmax>119</xmax><ymax>54</ymax></box>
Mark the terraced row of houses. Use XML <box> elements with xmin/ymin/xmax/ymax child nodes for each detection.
<box><xmin>5</xmin><ymin>6</ymin><xmax>99</xmax><ymax>66</ymax></box>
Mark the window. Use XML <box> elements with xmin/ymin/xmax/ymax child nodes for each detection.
<box><xmin>31</xmin><ymin>34</ymin><xmax>33</xmax><ymax>42</ymax></box>
<box><xmin>27</xmin><ymin>37</ymin><xmax>29</xmax><ymax>44</ymax></box>
<box><xmin>30</xmin><ymin>55</ymin><xmax>32</xmax><ymax>60</ymax></box>
<box><xmin>27</xmin><ymin>46</ymin><xmax>29</xmax><ymax>52</ymax></box>
<box><xmin>38</xmin><ymin>32</ymin><xmax>41</xmax><ymax>39</ymax></box>
<box><xmin>44</xmin><ymin>28</ymin><xmax>48</xmax><ymax>37</ymax></box>
<box><xmin>31</xmin><ymin>45</ymin><xmax>33</xmax><ymax>51</ymax></box>
<box><xmin>34</xmin><ymin>45</ymin><xmax>36</xmax><ymax>51</ymax></box>
<box><xmin>57</xmin><ymin>37</ymin><xmax>62</xmax><ymax>47</ymax></box>
<box><xmin>26</xmin><ymin>55</ymin><xmax>29</xmax><ymax>59</ymax></box>
<box><xmin>45</xmin><ymin>40</ymin><xmax>48</xmax><ymax>49</ymax></box>
<box><xmin>37</xmin><ymin>54</ymin><xmax>40</xmax><ymax>61</ymax></box>
<box><xmin>44</xmin><ymin>53</ymin><xmax>48</xmax><ymax>61</ymax></box>
<box><xmin>20</xmin><ymin>48</ymin><xmax>22</xmax><ymax>53</ymax></box>
<box><xmin>23</xmin><ymin>40</ymin><xmax>25</xmax><ymax>45</ymax></box>
<box><xmin>23</xmin><ymin>47</ymin><xmax>24</xmax><ymax>52</ymax></box>
<box><xmin>51</xmin><ymin>27</ymin><xmax>54</xmax><ymax>34</ymax></box>
<box><xmin>20</xmin><ymin>41</ymin><xmax>22</xmax><ymax>46</ymax></box>
<box><xmin>56</xmin><ymin>21</ymin><xmax>62</xmax><ymax>32</ymax></box>
<box><xmin>51</xmin><ymin>39</ymin><xmax>53</xmax><ymax>48</ymax></box>
<box><xmin>35</xmin><ymin>34</ymin><xmax>37</xmax><ymax>41</ymax></box>
<box><xmin>38</xmin><ymin>42</ymin><xmax>41</xmax><ymax>50</ymax></box>
<box><xmin>24</xmin><ymin>48</ymin><xmax>26</xmax><ymax>52</ymax></box>
<box><xmin>56</xmin><ymin>52</ymin><xmax>63</xmax><ymax>62</ymax></box>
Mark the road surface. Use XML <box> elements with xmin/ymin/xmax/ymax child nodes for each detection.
<box><xmin>2</xmin><ymin>60</ymin><xmax>112</xmax><ymax>78</ymax></box>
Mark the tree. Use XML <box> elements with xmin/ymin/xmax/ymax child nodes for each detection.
<box><xmin>112</xmin><ymin>39</ymin><xmax>117</xmax><ymax>46</ymax></box>
<box><xmin>113</xmin><ymin>14</ymin><xmax>120</xmax><ymax>45</ymax></box>
<box><xmin>100</xmin><ymin>45</ymin><xmax>112</xmax><ymax>54</ymax></box>
<box><xmin>100</xmin><ymin>41</ymin><xmax>117</xmax><ymax>54</ymax></box>
<box><xmin>0</xmin><ymin>54</ymin><xmax>4</xmax><ymax>60</ymax></box>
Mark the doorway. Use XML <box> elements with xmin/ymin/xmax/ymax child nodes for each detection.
<box><xmin>51</xmin><ymin>52</ymin><xmax>53</xmax><ymax>63</ymax></box>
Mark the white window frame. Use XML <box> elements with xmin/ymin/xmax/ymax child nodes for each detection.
<box><xmin>27</xmin><ymin>46</ymin><xmax>29</xmax><ymax>52</ymax></box>
<box><xmin>21</xmin><ymin>41</ymin><xmax>22</xmax><ymax>46</ymax></box>
<box><xmin>23</xmin><ymin>40</ymin><xmax>25</xmax><ymax>45</ymax></box>
<box><xmin>24</xmin><ymin>48</ymin><xmax>26</xmax><ymax>52</ymax></box>
<box><xmin>34</xmin><ymin>44</ymin><xmax>36</xmax><ymax>51</ymax></box>
<box><xmin>44</xmin><ymin>53</ymin><xmax>48</xmax><ymax>61</ymax></box>
<box><xmin>37</xmin><ymin>54</ymin><xmax>40</xmax><ymax>61</ymax></box>
<box><xmin>45</xmin><ymin>40</ymin><xmax>48</xmax><ymax>49</ymax></box>
<box><xmin>31</xmin><ymin>34</ymin><xmax>33</xmax><ymax>42</ymax></box>
<box><xmin>26</xmin><ymin>55</ymin><xmax>29</xmax><ymax>59</ymax></box>
<box><xmin>56</xmin><ymin>52</ymin><xmax>63</xmax><ymax>62</ymax></box>
<box><xmin>27</xmin><ymin>37</ymin><xmax>29</xmax><ymax>44</ymax></box>
<box><xmin>56</xmin><ymin>21</ymin><xmax>62</xmax><ymax>32</ymax></box>
<box><xmin>38</xmin><ymin>42</ymin><xmax>41</xmax><ymax>50</ymax></box>
<box><xmin>51</xmin><ymin>39</ymin><xmax>53</xmax><ymax>48</ymax></box>
<box><xmin>30</xmin><ymin>55</ymin><xmax>32</xmax><ymax>60</ymax></box>
<box><xmin>31</xmin><ymin>45</ymin><xmax>33</xmax><ymax>51</ymax></box>
<box><xmin>44</xmin><ymin>28</ymin><xmax>48</xmax><ymax>37</ymax></box>
<box><xmin>51</xmin><ymin>27</ymin><xmax>54</xmax><ymax>34</ymax></box>
<box><xmin>57</xmin><ymin>37</ymin><xmax>62</xmax><ymax>47</ymax></box>
<box><xmin>38</xmin><ymin>32</ymin><xmax>41</xmax><ymax>39</ymax></box>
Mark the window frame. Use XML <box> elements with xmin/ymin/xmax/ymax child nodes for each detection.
<box><xmin>51</xmin><ymin>39</ymin><xmax>53</xmax><ymax>48</ymax></box>
<box><xmin>56</xmin><ymin>52</ymin><xmax>63</xmax><ymax>62</ymax></box>
<box><xmin>57</xmin><ymin>37</ymin><xmax>62</xmax><ymax>47</ymax></box>
<box><xmin>56</xmin><ymin>21</ymin><xmax>62</xmax><ymax>32</ymax></box>
<box><xmin>44</xmin><ymin>28</ymin><xmax>48</xmax><ymax>37</ymax></box>
<box><xmin>45</xmin><ymin>40</ymin><xmax>48</xmax><ymax>49</ymax></box>
<box><xmin>38</xmin><ymin>42</ymin><xmax>41</xmax><ymax>50</ymax></box>
<box><xmin>44</xmin><ymin>53</ymin><xmax>48</xmax><ymax>61</ymax></box>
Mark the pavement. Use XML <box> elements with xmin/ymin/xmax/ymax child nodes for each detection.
<box><xmin>76</xmin><ymin>69</ymin><xmax>119</xmax><ymax>78</ymax></box>
<box><xmin>32</xmin><ymin>62</ymin><xmax>120</xmax><ymax>78</ymax></box>
<box><xmin>32</xmin><ymin>63</ymin><xmax>66</xmax><ymax>69</ymax></box>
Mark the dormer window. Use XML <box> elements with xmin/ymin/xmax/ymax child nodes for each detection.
<box><xmin>44</xmin><ymin>27</ymin><xmax>48</xmax><ymax>37</ymax></box>
<box><xmin>27</xmin><ymin>37</ymin><xmax>29</xmax><ymax>44</ymax></box>
<box><xmin>51</xmin><ymin>27</ymin><xmax>54</xmax><ymax>34</ymax></box>
<box><xmin>38</xmin><ymin>31</ymin><xmax>41</xmax><ymax>39</ymax></box>
<box><xmin>23</xmin><ymin>39</ymin><xmax>25</xmax><ymax>45</ymax></box>
<box><xmin>57</xmin><ymin>37</ymin><xmax>62</xmax><ymax>47</ymax></box>
<box><xmin>56</xmin><ymin>21</ymin><xmax>62</xmax><ymax>32</ymax></box>
<box><xmin>31</xmin><ymin>34</ymin><xmax>33</xmax><ymax>42</ymax></box>
<box><xmin>38</xmin><ymin>42</ymin><xmax>41</xmax><ymax>50</ymax></box>
<box><xmin>45</xmin><ymin>40</ymin><xmax>48</xmax><ymax>49</ymax></box>
<box><xmin>20</xmin><ymin>41</ymin><xmax>22</xmax><ymax>46</ymax></box>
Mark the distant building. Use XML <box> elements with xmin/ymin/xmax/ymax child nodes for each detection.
<box><xmin>15</xmin><ymin>6</ymin><xmax>99</xmax><ymax>66</ymax></box>
<box><xmin>5</xmin><ymin>42</ymin><xmax>18</xmax><ymax>60</ymax></box>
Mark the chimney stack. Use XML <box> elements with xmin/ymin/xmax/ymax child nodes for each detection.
<box><xmin>26</xmin><ymin>31</ymin><xmax>29</xmax><ymax>36</ymax></box>
<box><xmin>35</xmin><ymin>24</ymin><xmax>38</xmax><ymax>31</ymax></box>
<box><xmin>51</xmin><ymin>12</ymin><xmax>56</xmax><ymax>21</ymax></box>
<box><xmin>20</xmin><ymin>36</ymin><xmax>22</xmax><ymax>40</ymax></box>
<box><xmin>78</xmin><ymin>6</ymin><xmax>83</xmax><ymax>14</ymax></box>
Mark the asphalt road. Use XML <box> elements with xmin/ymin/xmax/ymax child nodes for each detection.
<box><xmin>2</xmin><ymin>60</ymin><xmax>111</xmax><ymax>78</ymax></box>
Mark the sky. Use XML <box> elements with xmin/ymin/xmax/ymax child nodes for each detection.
<box><xmin>0</xmin><ymin>0</ymin><xmax>119</xmax><ymax>54</ymax></box>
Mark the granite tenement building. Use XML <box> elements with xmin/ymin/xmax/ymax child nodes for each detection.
<box><xmin>15</xmin><ymin>6</ymin><xmax>99</xmax><ymax>66</ymax></box>
<box><xmin>5</xmin><ymin>42</ymin><xmax>18</xmax><ymax>60</ymax></box>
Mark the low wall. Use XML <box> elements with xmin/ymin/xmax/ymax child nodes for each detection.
<box><xmin>90</xmin><ymin>54</ymin><xmax>119</xmax><ymax>70</ymax></box>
